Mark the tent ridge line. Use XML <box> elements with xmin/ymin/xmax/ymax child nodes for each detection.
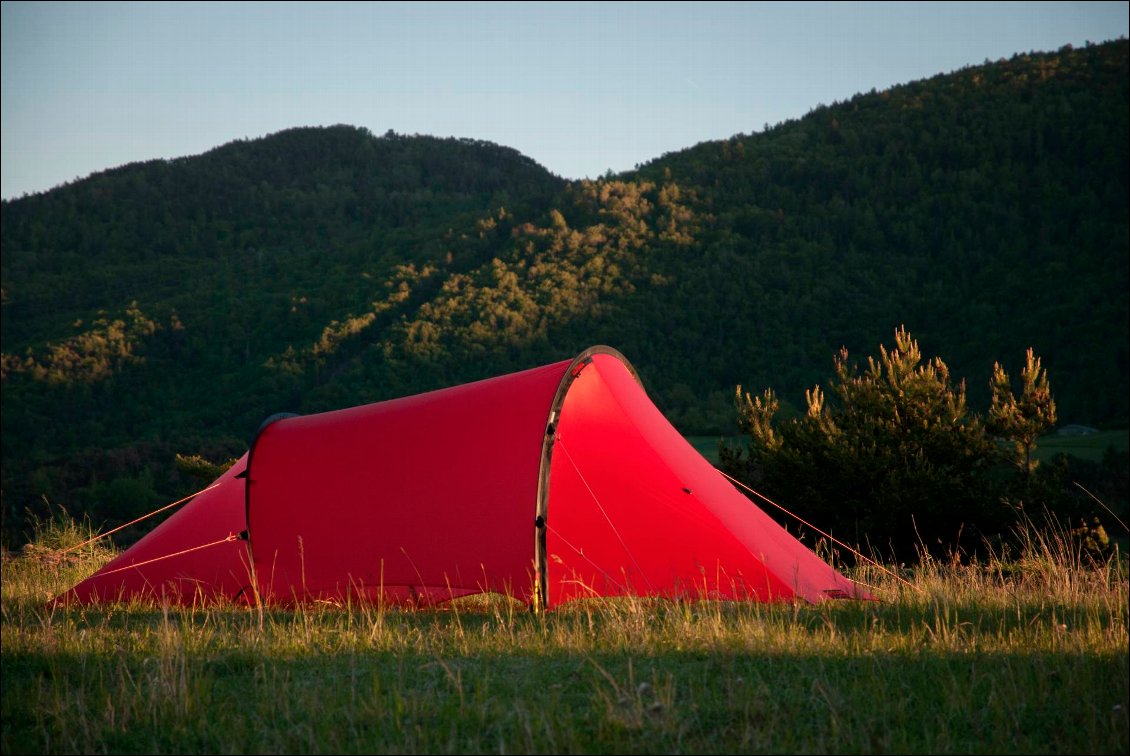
<box><xmin>533</xmin><ymin>345</ymin><xmax>643</xmax><ymax>612</ymax></box>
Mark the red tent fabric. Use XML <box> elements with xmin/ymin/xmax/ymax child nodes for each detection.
<box><xmin>61</xmin><ymin>347</ymin><xmax>865</xmax><ymax>607</ymax></box>
<box><xmin>62</xmin><ymin>454</ymin><xmax>252</xmax><ymax>604</ymax></box>
<box><xmin>246</xmin><ymin>358</ymin><xmax>566</xmax><ymax>605</ymax></box>
<box><xmin>547</xmin><ymin>352</ymin><xmax>857</xmax><ymax>604</ymax></box>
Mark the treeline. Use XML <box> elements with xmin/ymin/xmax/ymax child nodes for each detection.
<box><xmin>1</xmin><ymin>41</ymin><xmax>1126</xmax><ymax>546</ymax></box>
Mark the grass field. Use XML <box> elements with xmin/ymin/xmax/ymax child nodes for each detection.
<box><xmin>2</xmin><ymin>515</ymin><xmax>1127</xmax><ymax>754</ymax></box>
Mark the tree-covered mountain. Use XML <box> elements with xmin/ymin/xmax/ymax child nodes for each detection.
<box><xmin>1</xmin><ymin>40</ymin><xmax>1126</xmax><ymax>544</ymax></box>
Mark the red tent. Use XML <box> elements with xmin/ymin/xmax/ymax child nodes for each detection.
<box><xmin>61</xmin><ymin>347</ymin><xmax>866</xmax><ymax>607</ymax></box>
<box><xmin>63</xmin><ymin>453</ymin><xmax>252</xmax><ymax>604</ymax></box>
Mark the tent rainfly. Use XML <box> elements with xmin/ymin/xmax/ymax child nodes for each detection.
<box><xmin>61</xmin><ymin>347</ymin><xmax>867</xmax><ymax>608</ymax></box>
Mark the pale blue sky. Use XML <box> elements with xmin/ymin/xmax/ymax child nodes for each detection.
<box><xmin>2</xmin><ymin>1</ymin><xmax>1127</xmax><ymax>200</ymax></box>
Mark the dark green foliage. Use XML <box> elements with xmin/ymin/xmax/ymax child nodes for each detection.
<box><xmin>721</xmin><ymin>327</ymin><xmax>1125</xmax><ymax>562</ymax></box>
<box><xmin>1</xmin><ymin>42</ymin><xmax>1127</xmax><ymax>547</ymax></box>
<box><xmin>721</xmin><ymin>327</ymin><xmax>1011</xmax><ymax>560</ymax></box>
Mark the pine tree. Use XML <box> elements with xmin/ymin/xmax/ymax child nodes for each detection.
<box><xmin>988</xmin><ymin>348</ymin><xmax>1057</xmax><ymax>480</ymax></box>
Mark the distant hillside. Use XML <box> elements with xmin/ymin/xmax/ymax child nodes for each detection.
<box><xmin>1</xmin><ymin>40</ymin><xmax>1126</xmax><ymax>544</ymax></box>
<box><xmin>626</xmin><ymin>40</ymin><xmax>1129</xmax><ymax>428</ymax></box>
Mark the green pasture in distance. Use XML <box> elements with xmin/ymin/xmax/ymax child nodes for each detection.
<box><xmin>687</xmin><ymin>430</ymin><xmax>1130</xmax><ymax>467</ymax></box>
<box><xmin>685</xmin><ymin>436</ymin><xmax>730</xmax><ymax>465</ymax></box>
<box><xmin>1033</xmin><ymin>429</ymin><xmax>1129</xmax><ymax>463</ymax></box>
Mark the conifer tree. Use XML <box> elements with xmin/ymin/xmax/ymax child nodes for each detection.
<box><xmin>987</xmin><ymin>348</ymin><xmax>1057</xmax><ymax>480</ymax></box>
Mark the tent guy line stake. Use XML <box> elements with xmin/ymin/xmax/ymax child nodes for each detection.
<box><xmin>715</xmin><ymin>468</ymin><xmax>919</xmax><ymax>592</ymax></box>
<box><xmin>60</xmin><ymin>481</ymin><xmax>224</xmax><ymax>555</ymax></box>
<box><xmin>557</xmin><ymin>439</ymin><xmax>655</xmax><ymax>593</ymax></box>
<box><xmin>70</xmin><ymin>533</ymin><xmax>241</xmax><ymax>580</ymax></box>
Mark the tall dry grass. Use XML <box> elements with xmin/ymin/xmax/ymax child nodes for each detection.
<box><xmin>2</xmin><ymin>511</ymin><xmax>1126</xmax><ymax>754</ymax></box>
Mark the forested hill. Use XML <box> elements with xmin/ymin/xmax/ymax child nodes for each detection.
<box><xmin>1</xmin><ymin>127</ymin><xmax>565</xmax><ymax>345</ymax></box>
<box><xmin>628</xmin><ymin>39</ymin><xmax>1128</xmax><ymax>426</ymax></box>
<box><xmin>1</xmin><ymin>40</ymin><xmax>1126</xmax><ymax>543</ymax></box>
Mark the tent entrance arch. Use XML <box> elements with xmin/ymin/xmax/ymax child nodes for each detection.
<box><xmin>532</xmin><ymin>346</ymin><xmax>643</xmax><ymax>610</ymax></box>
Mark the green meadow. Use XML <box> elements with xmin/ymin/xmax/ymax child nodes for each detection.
<box><xmin>2</xmin><ymin>516</ymin><xmax>1127</xmax><ymax>755</ymax></box>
